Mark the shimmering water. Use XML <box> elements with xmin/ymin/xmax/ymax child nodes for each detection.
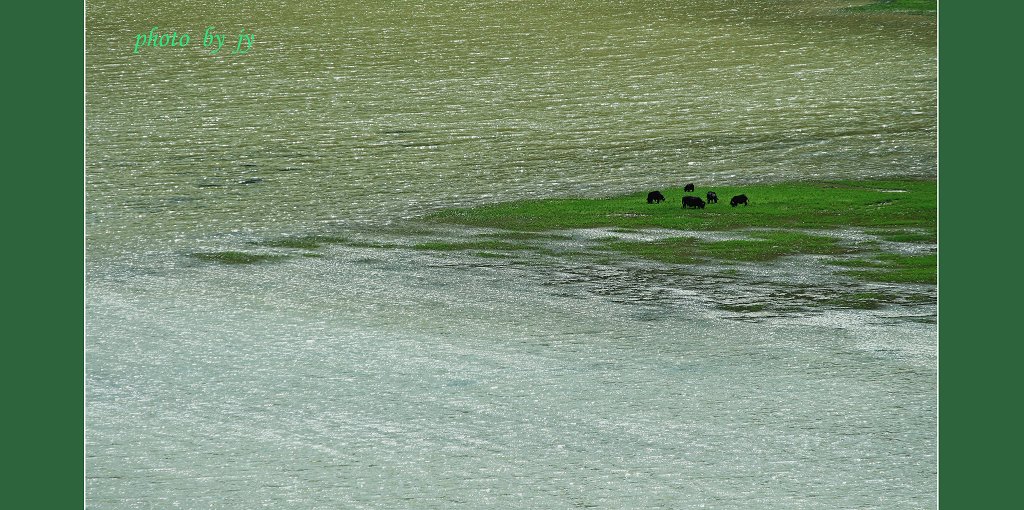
<box><xmin>86</xmin><ymin>1</ymin><xmax>936</xmax><ymax>507</ymax></box>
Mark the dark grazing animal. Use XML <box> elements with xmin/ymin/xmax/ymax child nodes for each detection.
<box><xmin>706</xmin><ymin>191</ymin><xmax>718</xmax><ymax>204</ymax></box>
<box><xmin>682</xmin><ymin>195</ymin><xmax>706</xmax><ymax>209</ymax></box>
<box><xmin>647</xmin><ymin>190</ymin><xmax>665</xmax><ymax>204</ymax></box>
<box><xmin>730</xmin><ymin>194</ymin><xmax>749</xmax><ymax>207</ymax></box>
<box><xmin>683</xmin><ymin>183</ymin><xmax>695</xmax><ymax>192</ymax></box>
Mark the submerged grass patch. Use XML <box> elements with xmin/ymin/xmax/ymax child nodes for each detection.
<box><xmin>719</xmin><ymin>303</ymin><xmax>770</xmax><ymax>313</ymax></box>
<box><xmin>604</xmin><ymin>237</ymin><xmax>704</xmax><ymax>265</ymax></box>
<box><xmin>844</xmin><ymin>0</ymin><xmax>936</xmax><ymax>13</ymax></box>
<box><xmin>190</xmin><ymin>251</ymin><xmax>288</xmax><ymax>264</ymax></box>
<box><xmin>476</xmin><ymin>231</ymin><xmax>573</xmax><ymax>241</ymax></box>
<box><xmin>865</xmin><ymin>229</ymin><xmax>936</xmax><ymax>244</ymax></box>
<box><xmin>823</xmin><ymin>292</ymin><xmax>890</xmax><ymax>310</ymax></box>
<box><xmin>701</xmin><ymin>231</ymin><xmax>852</xmax><ymax>261</ymax></box>
<box><xmin>258</xmin><ymin>235</ymin><xmax>350</xmax><ymax>249</ymax></box>
<box><xmin>834</xmin><ymin>253</ymin><xmax>936</xmax><ymax>284</ymax></box>
<box><xmin>256</xmin><ymin>234</ymin><xmax>400</xmax><ymax>250</ymax></box>
<box><xmin>413</xmin><ymin>240</ymin><xmax>536</xmax><ymax>252</ymax></box>
<box><xmin>607</xmin><ymin>231</ymin><xmax>849</xmax><ymax>264</ymax></box>
<box><xmin>715</xmin><ymin>289</ymin><xmax>928</xmax><ymax>314</ymax></box>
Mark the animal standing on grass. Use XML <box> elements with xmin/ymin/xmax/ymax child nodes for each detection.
<box><xmin>683</xmin><ymin>183</ymin><xmax>695</xmax><ymax>192</ymax></box>
<box><xmin>706</xmin><ymin>191</ymin><xmax>718</xmax><ymax>204</ymax></box>
<box><xmin>730</xmin><ymin>194</ymin><xmax>749</xmax><ymax>207</ymax></box>
<box><xmin>682</xmin><ymin>196</ymin><xmax>706</xmax><ymax>209</ymax></box>
<box><xmin>647</xmin><ymin>191</ymin><xmax>665</xmax><ymax>204</ymax></box>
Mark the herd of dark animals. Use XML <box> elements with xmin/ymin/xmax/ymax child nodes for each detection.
<box><xmin>647</xmin><ymin>183</ymin><xmax>748</xmax><ymax>209</ymax></box>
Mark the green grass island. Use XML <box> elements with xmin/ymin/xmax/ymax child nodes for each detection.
<box><xmin>198</xmin><ymin>178</ymin><xmax>936</xmax><ymax>287</ymax></box>
<box><xmin>423</xmin><ymin>178</ymin><xmax>936</xmax><ymax>285</ymax></box>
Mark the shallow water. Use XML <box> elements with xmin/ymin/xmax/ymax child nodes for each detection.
<box><xmin>87</xmin><ymin>1</ymin><xmax>936</xmax><ymax>507</ymax></box>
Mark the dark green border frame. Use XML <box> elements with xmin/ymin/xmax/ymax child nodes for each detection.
<box><xmin>9</xmin><ymin>3</ymin><xmax>84</xmax><ymax>507</ymax></box>
<box><xmin>21</xmin><ymin>1</ymin><xmax>1015</xmax><ymax>506</ymax></box>
<box><xmin>938</xmin><ymin>2</ymin><xmax>1019</xmax><ymax>507</ymax></box>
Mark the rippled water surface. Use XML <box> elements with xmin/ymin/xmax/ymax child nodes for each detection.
<box><xmin>87</xmin><ymin>1</ymin><xmax>936</xmax><ymax>508</ymax></box>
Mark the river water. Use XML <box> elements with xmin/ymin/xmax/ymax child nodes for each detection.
<box><xmin>86</xmin><ymin>1</ymin><xmax>937</xmax><ymax>507</ymax></box>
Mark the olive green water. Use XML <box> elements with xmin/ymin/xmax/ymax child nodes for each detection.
<box><xmin>87</xmin><ymin>1</ymin><xmax>936</xmax><ymax>508</ymax></box>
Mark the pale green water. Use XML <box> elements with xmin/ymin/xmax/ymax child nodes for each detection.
<box><xmin>87</xmin><ymin>1</ymin><xmax>936</xmax><ymax>508</ymax></box>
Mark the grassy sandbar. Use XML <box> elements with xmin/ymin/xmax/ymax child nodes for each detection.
<box><xmin>425</xmin><ymin>178</ymin><xmax>936</xmax><ymax>284</ymax></box>
<box><xmin>427</xmin><ymin>179</ymin><xmax>935</xmax><ymax>233</ymax></box>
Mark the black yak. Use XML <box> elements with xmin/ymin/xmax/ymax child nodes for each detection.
<box><xmin>682</xmin><ymin>195</ymin><xmax>706</xmax><ymax>209</ymax></box>
<box><xmin>730</xmin><ymin>194</ymin><xmax>749</xmax><ymax>207</ymax></box>
<box><xmin>706</xmin><ymin>191</ymin><xmax>718</xmax><ymax>204</ymax></box>
<box><xmin>647</xmin><ymin>190</ymin><xmax>666</xmax><ymax>204</ymax></box>
<box><xmin>683</xmin><ymin>183</ymin><xmax>695</xmax><ymax>192</ymax></box>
